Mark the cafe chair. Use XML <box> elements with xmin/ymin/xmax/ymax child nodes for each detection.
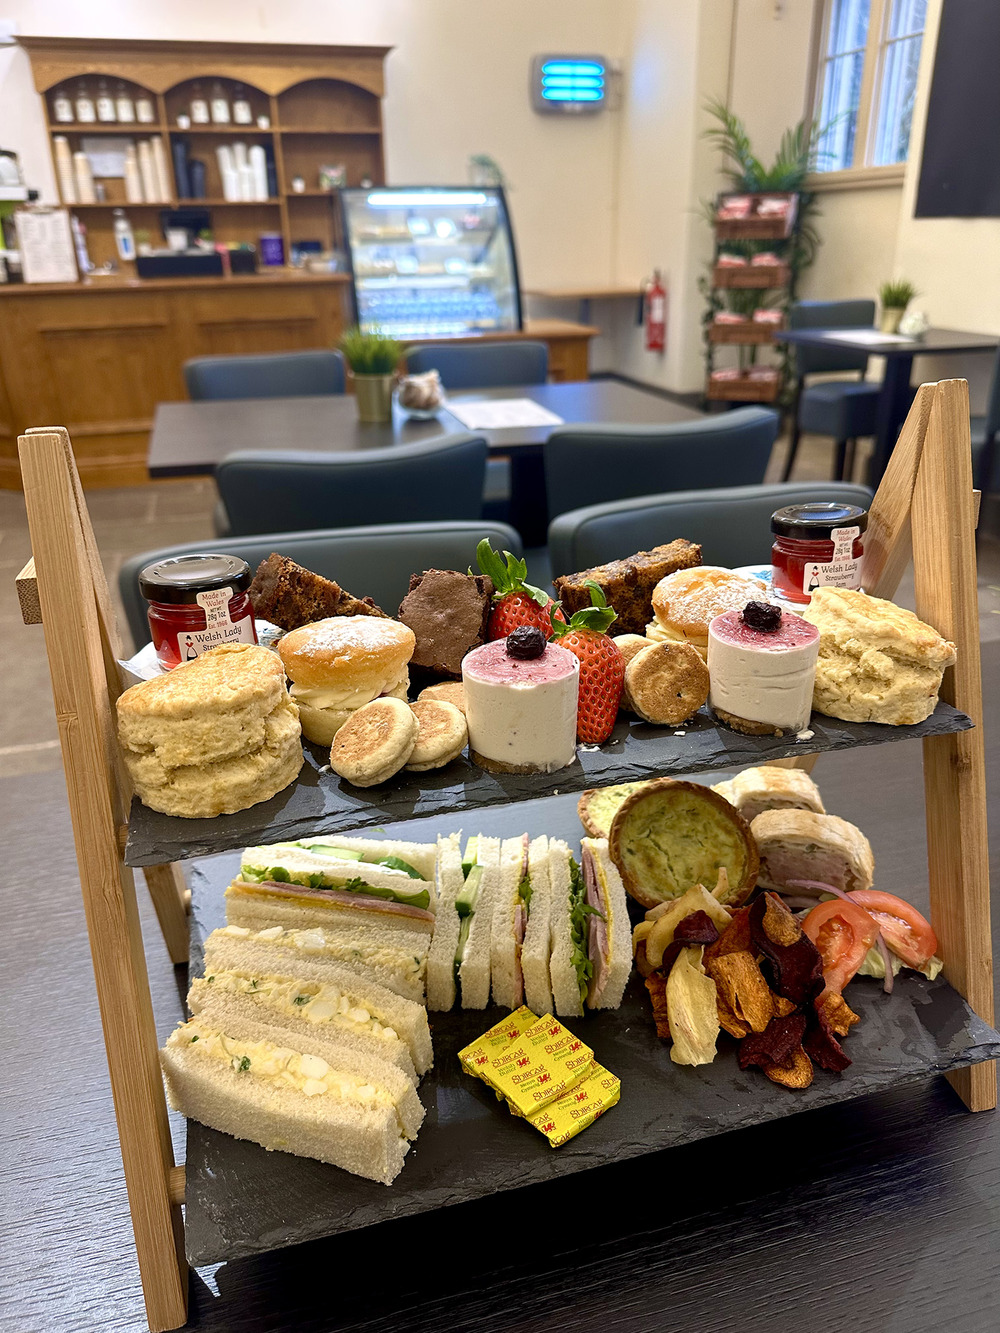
<box><xmin>971</xmin><ymin>341</ymin><xmax>1000</xmax><ymax>494</ymax></box>
<box><xmin>543</xmin><ymin>407</ymin><xmax>778</xmax><ymax>522</ymax></box>
<box><xmin>548</xmin><ymin>480</ymin><xmax>873</xmax><ymax>577</ymax></box>
<box><xmin>406</xmin><ymin>342</ymin><xmax>549</xmax><ymax>520</ymax></box>
<box><xmin>184</xmin><ymin>349</ymin><xmax>347</xmax><ymax>400</ymax></box>
<box><xmin>118</xmin><ymin>519</ymin><xmax>521</xmax><ymax>652</ymax></box>
<box><xmin>783</xmin><ymin>299</ymin><xmax>881</xmax><ymax>483</ymax></box>
<box><xmin>214</xmin><ymin>432</ymin><xmax>489</xmax><ymax>537</ymax></box>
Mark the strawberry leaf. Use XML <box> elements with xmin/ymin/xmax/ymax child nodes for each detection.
<box><xmin>477</xmin><ymin>539</ymin><xmax>551</xmax><ymax>606</ymax></box>
<box><xmin>550</xmin><ymin>581</ymin><xmax>618</xmax><ymax>636</ymax></box>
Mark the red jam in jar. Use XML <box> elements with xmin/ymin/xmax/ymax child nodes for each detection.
<box><xmin>140</xmin><ymin>554</ymin><xmax>258</xmax><ymax>671</ymax></box>
<box><xmin>771</xmin><ymin>502</ymin><xmax>867</xmax><ymax>605</ymax></box>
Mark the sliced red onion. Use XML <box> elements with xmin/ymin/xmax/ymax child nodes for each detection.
<box><xmin>786</xmin><ymin>878</ymin><xmax>894</xmax><ymax>994</ymax></box>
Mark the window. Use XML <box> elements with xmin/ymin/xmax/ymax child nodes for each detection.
<box><xmin>814</xmin><ymin>0</ymin><xmax>927</xmax><ymax>173</ymax></box>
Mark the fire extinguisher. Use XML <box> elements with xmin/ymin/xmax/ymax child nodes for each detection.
<box><xmin>644</xmin><ymin>269</ymin><xmax>666</xmax><ymax>352</ymax></box>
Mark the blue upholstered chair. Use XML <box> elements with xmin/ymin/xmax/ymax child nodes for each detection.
<box><xmin>118</xmin><ymin>520</ymin><xmax>521</xmax><ymax>651</ymax></box>
<box><xmin>971</xmin><ymin>342</ymin><xmax>1000</xmax><ymax>494</ymax></box>
<box><xmin>548</xmin><ymin>481</ymin><xmax>873</xmax><ymax>578</ymax></box>
<box><xmin>783</xmin><ymin>300</ymin><xmax>881</xmax><ymax>482</ymax></box>
<box><xmin>405</xmin><ymin>341</ymin><xmax>549</xmax><ymax>389</ymax></box>
<box><xmin>543</xmin><ymin>406</ymin><xmax>779</xmax><ymax>523</ymax></box>
<box><xmin>214</xmin><ymin>433</ymin><xmax>489</xmax><ymax>537</ymax></box>
<box><xmin>406</xmin><ymin>342</ymin><xmax>549</xmax><ymax>518</ymax></box>
<box><xmin>184</xmin><ymin>350</ymin><xmax>347</xmax><ymax>400</ymax></box>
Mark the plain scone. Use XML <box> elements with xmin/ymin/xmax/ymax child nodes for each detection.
<box><xmin>803</xmin><ymin>587</ymin><xmax>957</xmax><ymax>725</ymax></box>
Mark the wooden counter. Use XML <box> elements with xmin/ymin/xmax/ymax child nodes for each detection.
<box><xmin>0</xmin><ymin>273</ymin><xmax>597</xmax><ymax>488</ymax></box>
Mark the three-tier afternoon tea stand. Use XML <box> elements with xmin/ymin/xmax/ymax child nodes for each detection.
<box><xmin>15</xmin><ymin>376</ymin><xmax>995</xmax><ymax>1332</ymax></box>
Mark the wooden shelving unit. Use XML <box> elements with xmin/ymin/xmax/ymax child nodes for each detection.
<box><xmin>22</xmin><ymin>36</ymin><xmax>389</xmax><ymax>270</ymax></box>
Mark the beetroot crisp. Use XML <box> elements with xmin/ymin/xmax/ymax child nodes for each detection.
<box><xmin>738</xmin><ymin>1013</ymin><xmax>807</xmax><ymax>1070</ymax></box>
<box><xmin>672</xmin><ymin>910</ymin><xmax>720</xmax><ymax>949</ymax></box>
<box><xmin>749</xmin><ymin>893</ymin><xmax>824</xmax><ymax>1006</ymax></box>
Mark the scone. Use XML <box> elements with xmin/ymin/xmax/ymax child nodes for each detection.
<box><xmin>751</xmin><ymin>808</ymin><xmax>874</xmax><ymax>896</ymax></box>
<box><xmin>711</xmin><ymin>765</ymin><xmax>825</xmax><ymax>823</ymax></box>
<box><xmin>116</xmin><ymin>644</ymin><xmax>303</xmax><ymax>817</ymax></box>
<box><xmin>803</xmin><ymin>587</ymin><xmax>957</xmax><ymax>725</ymax></box>
<box><xmin>647</xmin><ymin>566</ymin><xmax>769</xmax><ymax>660</ymax></box>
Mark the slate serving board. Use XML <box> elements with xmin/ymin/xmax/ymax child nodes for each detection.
<box><xmin>125</xmin><ymin>701</ymin><xmax>972</xmax><ymax>867</ymax></box>
<box><xmin>181</xmin><ymin>791</ymin><xmax>1000</xmax><ymax>1269</ymax></box>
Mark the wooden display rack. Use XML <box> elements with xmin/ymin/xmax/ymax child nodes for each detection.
<box><xmin>14</xmin><ymin>378</ymin><xmax>996</xmax><ymax>1331</ymax></box>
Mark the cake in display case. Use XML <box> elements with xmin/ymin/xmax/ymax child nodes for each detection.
<box><xmin>340</xmin><ymin>186</ymin><xmax>522</xmax><ymax>339</ymax></box>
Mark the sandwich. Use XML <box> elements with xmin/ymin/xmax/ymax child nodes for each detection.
<box><xmin>427</xmin><ymin>835</ymin><xmax>502</xmax><ymax>1010</ymax></box>
<box><xmin>236</xmin><ymin>835</ymin><xmax>438</xmax><ymax>910</ymax></box>
<box><xmin>277</xmin><ymin>616</ymin><xmax>416</xmax><ymax>746</ymax></box>
<box><xmin>490</xmin><ymin>834</ymin><xmax>553</xmax><ymax>1012</ymax></box>
<box><xmin>195</xmin><ymin>929</ymin><xmax>433</xmax><ymax>1077</ymax></box>
<box><xmin>751</xmin><ymin>809</ymin><xmax>874</xmax><ymax>898</ymax></box>
<box><xmin>160</xmin><ymin>1010</ymin><xmax>419</xmax><ymax>1185</ymax></box>
<box><xmin>549</xmin><ymin>837</ymin><xmax>632</xmax><ymax>1017</ymax></box>
<box><xmin>711</xmin><ymin>764</ymin><xmax>825</xmax><ymax>824</ymax></box>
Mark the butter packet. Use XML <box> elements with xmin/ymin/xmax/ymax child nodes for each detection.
<box><xmin>486</xmin><ymin>1014</ymin><xmax>595</xmax><ymax>1118</ymax></box>
<box><xmin>458</xmin><ymin>1006</ymin><xmax>538</xmax><ymax>1081</ymax></box>
<box><xmin>527</xmin><ymin>1063</ymin><xmax>621</xmax><ymax>1147</ymax></box>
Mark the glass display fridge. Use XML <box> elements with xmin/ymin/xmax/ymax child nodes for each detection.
<box><xmin>339</xmin><ymin>185</ymin><xmax>522</xmax><ymax>339</ymax></box>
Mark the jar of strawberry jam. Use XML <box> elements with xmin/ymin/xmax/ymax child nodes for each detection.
<box><xmin>140</xmin><ymin>554</ymin><xmax>257</xmax><ymax>670</ymax></box>
<box><xmin>771</xmin><ymin>503</ymin><xmax>867</xmax><ymax>605</ymax></box>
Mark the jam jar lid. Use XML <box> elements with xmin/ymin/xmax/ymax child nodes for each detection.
<box><xmin>139</xmin><ymin>553</ymin><xmax>251</xmax><ymax>605</ymax></box>
<box><xmin>771</xmin><ymin>502</ymin><xmax>868</xmax><ymax>540</ymax></box>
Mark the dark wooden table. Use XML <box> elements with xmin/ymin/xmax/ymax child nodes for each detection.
<box><xmin>6</xmin><ymin>644</ymin><xmax>999</xmax><ymax>1333</ymax></box>
<box><xmin>775</xmin><ymin>326</ymin><xmax>998</xmax><ymax>486</ymax></box>
<box><xmin>148</xmin><ymin>380</ymin><xmax>704</xmax><ymax>545</ymax></box>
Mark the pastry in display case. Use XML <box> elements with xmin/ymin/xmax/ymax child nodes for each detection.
<box><xmin>339</xmin><ymin>186</ymin><xmax>522</xmax><ymax>339</ymax></box>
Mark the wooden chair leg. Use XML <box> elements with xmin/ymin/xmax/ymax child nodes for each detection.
<box><xmin>781</xmin><ymin>420</ymin><xmax>802</xmax><ymax>481</ymax></box>
<box><xmin>143</xmin><ymin>863</ymin><xmax>190</xmax><ymax>966</ymax></box>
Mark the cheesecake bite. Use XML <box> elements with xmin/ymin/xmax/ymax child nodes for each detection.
<box><xmin>708</xmin><ymin>601</ymin><xmax>819</xmax><ymax>737</ymax></box>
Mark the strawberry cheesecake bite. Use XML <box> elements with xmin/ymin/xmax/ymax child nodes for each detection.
<box><xmin>708</xmin><ymin>600</ymin><xmax>819</xmax><ymax>737</ymax></box>
<box><xmin>462</xmin><ymin>627</ymin><xmax>579</xmax><ymax>773</ymax></box>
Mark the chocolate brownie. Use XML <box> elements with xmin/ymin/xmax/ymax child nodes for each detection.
<box><xmin>248</xmin><ymin>553</ymin><xmax>387</xmax><ymax>631</ymax></box>
<box><xmin>397</xmin><ymin>569</ymin><xmax>494</xmax><ymax>678</ymax></box>
<box><xmin>553</xmin><ymin>539</ymin><xmax>702</xmax><ymax>637</ymax></box>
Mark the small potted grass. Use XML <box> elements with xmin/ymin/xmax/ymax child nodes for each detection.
<box><xmin>878</xmin><ymin>278</ymin><xmax>918</xmax><ymax>335</ymax></box>
<box><xmin>339</xmin><ymin>325</ymin><xmax>403</xmax><ymax>423</ymax></box>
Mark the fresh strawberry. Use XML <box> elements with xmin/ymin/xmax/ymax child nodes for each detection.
<box><xmin>549</xmin><ymin>581</ymin><xmax>624</xmax><ymax>744</ymax></box>
<box><xmin>476</xmin><ymin>539</ymin><xmax>564</xmax><ymax>640</ymax></box>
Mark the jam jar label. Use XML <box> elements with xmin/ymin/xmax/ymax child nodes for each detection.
<box><xmin>176</xmin><ymin>586</ymin><xmax>256</xmax><ymax>662</ymax></box>
<box><xmin>803</xmin><ymin>526</ymin><xmax>862</xmax><ymax>595</ymax></box>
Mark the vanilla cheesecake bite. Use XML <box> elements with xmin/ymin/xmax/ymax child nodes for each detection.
<box><xmin>462</xmin><ymin>629</ymin><xmax>579</xmax><ymax>773</ymax></box>
<box><xmin>708</xmin><ymin>600</ymin><xmax>819</xmax><ymax>736</ymax></box>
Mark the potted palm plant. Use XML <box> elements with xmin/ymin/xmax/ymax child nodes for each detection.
<box><xmin>339</xmin><ymin>325</ymin><xmax>403</xmax><ymax>423</ymax></box>
<box><xmin>878</xmin><ymin>279</ymin><xmax>918</xmax><ymax>334</ymax></box>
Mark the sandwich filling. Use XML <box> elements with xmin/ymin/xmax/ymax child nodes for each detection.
<box><xmin>454</xmin><ymin>836</ymin><xmax>486</xmax><ymax>976</ymax></box>
<box><xmin>239</xmin><ymin>841</ymin><xmax>431</xmax><ymax>910</ymax></box>
<box><xmin>289</xmin><ymin>675</ymin><xmax>409</xmax><ymax>714</ymax></box>
<box><xmin>568</xmin><ymin>854</ymin><xmax>605</xmax><ymax>1004</ymax></box>
<box><xmin>200</xmin><ymin>971</ymin><xmax>401</xmax><ymax>1045</ymax></box>
<box><xmin>169</xmin><ymin>1020</ymin><xmax>405</xmax><ymax>1123</ymax></box>
<box><xmin>220</xmin><ymin>923</ymin><xmax>425</xmax><ymax>989</ymax></box>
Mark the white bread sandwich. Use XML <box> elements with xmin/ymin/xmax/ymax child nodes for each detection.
<box><xmin>195</xmin><ymin>932</ymin><xmax>433</xmax><ymax>1077</ymax></box>
<box><xmin>208</xmin><ymin>919</ymin><xmax>428</xmax><ymax>1004</ymax></box>
<box><xmin>237</xmin><ymin>835</ymin><xmax>437</xmax><ymax>911</ymax></box>
<box><xmin>277</xmin><ymin>616</ymin><xmax>415</xmax><ymax>746</ymax></box>
<box><xmin>433</xmin><ymin>835</ymin><xmax>502</xmax><ymax>1010</ymax></box>
<box><xmin>751</xmin><ymin>808</ymin><xmax>874</xmax><ymax>897</ymax></box>
<box><xmin>225</xmin><ymin>877</ymin><xmax>436</xmax><ymax>948</ymax></box>
<box><xmin>490</xmin><ymin>834</ymin><xmax>554</xmax><ymax>1013</ymax></box>
<box><xmin>711</xmin><ymin>764</ymin><xmax>825</xmax><ymax>824</ymax></box>
<box><xmin>549</xmin><ymin>837</ymin><xmax>631</xmax><ymax>1017</ymax></box>
<box><xmin>426</xmin><ymin>833</ymin><xmax>466</xmax><ymax>1011</ymax></box>
<box><xmin>160</xmin><ymin>1011</ymin><xmax>417</xmax><ymax>1184</ymax></box>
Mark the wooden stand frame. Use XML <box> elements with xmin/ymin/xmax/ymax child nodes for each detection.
<box><xmin>15</xmin><ymin>380</ymin><xmax>995</xmax><ymax>1332</ymax></box>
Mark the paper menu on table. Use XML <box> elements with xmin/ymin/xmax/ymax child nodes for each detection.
<box><xmin>821</xmin><ymin>329</ymin><xmax>915</xmax><ymax>345</ymax></box>
<box><xmin>446</xmin><ymin>398</ymin><xmax>565</xmax><ymax>430</ymax></box>
<box><xmin>16</xmin><ymin>208</ymin><xmax>79</xmax><ymax>284</ymax></box>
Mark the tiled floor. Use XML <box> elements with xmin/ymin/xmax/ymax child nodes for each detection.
<box><xmin>3</xmin><ymin>431</ymin><xmax>998</xmax><ymax>780</ymax></box>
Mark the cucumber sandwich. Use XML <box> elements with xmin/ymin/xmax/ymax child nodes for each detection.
<box><xmin>426</xmin><ymin>834</ymin><xmax>501</xmax><ymax>1010</ymax></box>
<box><xmin>237</xmin><ymin>836</ymin><xmax>438</xmax><ymax>911</ymax></box>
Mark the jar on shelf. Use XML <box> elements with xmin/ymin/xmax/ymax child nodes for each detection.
<box><xmin>116</xmin><ymin>81</ymin><xmax>136</xmax><ymax>123</ymax></box>
<box><xmin>96</xmin><ymin>77</ymin><xmax>116</xmax><ymax>122</ymax></box>
<box><xmin>190</xmin><ymin>81</ymin><xmax>209</xmax><ymax>124</ymax></box>
<box><xmin>52</xmin><ymin>85</ymin><xmax>75</xmax><ymax>124</ymax></box>
<box><xmin>771</xmin><ymin>502</ymin><xmax>868</xmax><ymax>605</ymax></box>
<box><xmin>139</xmin><ymin>554</ymin><xmax>258</xmax><ymax>671</ymax></box>
<box><xmin>232</xmin><ymin>83</ymin><xmax>253</xmax><ymax>124</ymax></box>
<box><xmin>210</xmin><ymin>81</ymin><xmax>231</xmax><ymax>124</ymax></box>
<box><xmin>75</xmin><ymin>80</ymin><xmax>96</xmax><ymax>123</ymax></box>
<box><xmin>135</xmin><ymin>91</ymin><xmax>156</xmax><ymax>123</ymax></box>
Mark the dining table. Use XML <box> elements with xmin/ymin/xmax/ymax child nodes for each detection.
<box><xmin>147</xmin><ymin>378</ymin><xmax>705</xmax><ymax>546</ymax></box>
<box><xmin>774</xmin><ymin>325</ymin><xmax>998</xmax><ymax>486</ymax></box>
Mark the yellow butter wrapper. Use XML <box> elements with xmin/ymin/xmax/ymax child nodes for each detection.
<box><xmin>459</xmin><ymin>1006</ymin><xmax>538</xmax><ymax>1082</ymax></box>
<box><xmin>527</xmin><ymin>1064</ymin><xmax>621</xmax><ymax>1147</ymax></box>
<box><xmin>486</xmin><ymin>1014</ymin><xmax>595</xmax><ymax>1117</ymax></box>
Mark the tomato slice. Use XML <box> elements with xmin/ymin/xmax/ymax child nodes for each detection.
<box><xmin>801</xmin><ymin>899</ymin><xmax>879</xmax><ymax>998</ymax></box>
<box><xmin>849</xmin><ymin>890</ymin><xmax>938</xmax><ymax>969</ymax></box>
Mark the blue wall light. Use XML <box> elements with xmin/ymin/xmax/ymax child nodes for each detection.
<box><xmin>531</xmin><ymin>55</ymin><xmax>609</xmax><ymax>114</ymax></box>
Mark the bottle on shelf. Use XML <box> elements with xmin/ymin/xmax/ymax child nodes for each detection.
<box><xmin>96</xmin><ymin>78</ymin><xmax>116</xmax><ymax>123</ymax></box>
<box><xmin>116</xmin><ymin>82</ymin><xmax>136</xmax><ymax>123</ymax></box>
<box><xmin>75</xmin><ymin>80</ymin><xmax>96</xmax><ymax>124</ymax></box>
<box><xmin>210</xmin><ymin>81</ymin><xmax>231</xmax><ymax>124</ymax></box>
<box><xmin>190</xmin><ymin>82</ymin><xmax>209</xmax><ymax>125</ymax></box>
<box><xmin>232</xmin><ymin>83</ymin><xmax>253</xmax><ymax>125</ymax></box>
<box><xmin>52</xmin><ymin>85</ymin><xmax>75</xmax><ymax>124</ymax></box>
<box><xmin>135</xmin><ymin>91</ymin><xmax>156</xmax><ymax>124</ymax></box>
<box><xmin>113</xmin><ymin>209</ymin><xmax>136</xmax><ymax>262</ymax></box>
